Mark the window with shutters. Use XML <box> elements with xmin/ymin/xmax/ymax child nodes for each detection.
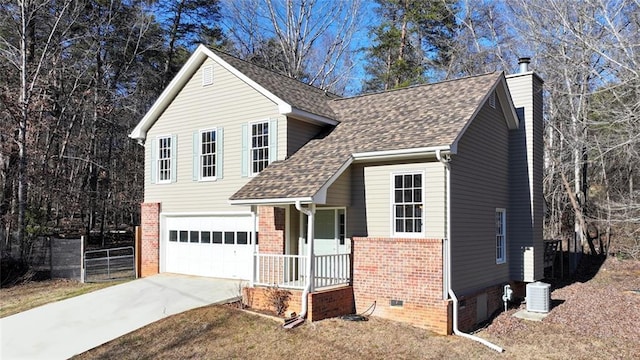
<box><xmin>157</xmin><ymin>136</ymin><xmax>172</xmax><ymax>183</ymax></box>
<box><xmin>250</xmin><ymin>121</ymin><xmax>269</xmax><ymax>175</ymax></box>
<box><xmin>199</xmin><ymin>129</ymin><xmax>216</xmax><ymax>180</ymax></box>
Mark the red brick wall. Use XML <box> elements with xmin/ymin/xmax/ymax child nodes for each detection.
<box><xmin>352</xmin><ymin>237</ymin><xmax>451</xmax><ymax>335</ymax></box>
<box><xmin>257</xmin><ymin>206</ymin><xmax>285</xmax><ymax>254</ymax></box>
<box><xmin>140</xmin><ymin>202</ymin><xmax>160</xmax><ymax>277</ymax></box>
<box><xmin>456</xmin><ymin>284</ymin><xmax>505</xmax><ymax>332</ymax></box>
<box><xmin>244</xmin><ymin>286</ymin><xmax>354</xmax><ymax>321</ymax></box>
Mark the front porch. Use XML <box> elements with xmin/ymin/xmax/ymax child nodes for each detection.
<box><xmin>254</xmin><ymin>253</ymin><xmax>351</xmax><ymax>290</ymax></box>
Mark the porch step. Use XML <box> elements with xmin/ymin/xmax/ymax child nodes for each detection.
<box><xmin>283</xmin><ymin>316</ymin><xmax>305</xmax><ymax>329</ymax></box>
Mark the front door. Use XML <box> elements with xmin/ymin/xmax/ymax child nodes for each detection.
<box><xmin>299</xmin><ymin>208</ymin><xmax>347</xmax><ymax>256</ymax></box>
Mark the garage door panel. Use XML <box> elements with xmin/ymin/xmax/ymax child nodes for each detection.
<box><xmin>164</xmin><ymin>216</ymin><xmax>254</xmax><ymax>279</ymax></box>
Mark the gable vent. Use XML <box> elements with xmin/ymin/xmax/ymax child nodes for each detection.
<box><xmin>202</xmin><ymin>65</ymin><xmax>214</xmax><ymax>86</ymax></box>
<box><xmin>489</xmin><ymin>91</ymin><xmax>496</xmax><ymax>108</ymax></box>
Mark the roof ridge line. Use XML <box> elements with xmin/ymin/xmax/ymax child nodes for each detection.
<box><xmin>211</xmin><ymin>47</ymin><xmax>341</xmax><ymax>98</ymax></box>
<box><xmin>334</xmin><ymin>71</ymin><xmax>501</xmax><ymax>102</ymax></box>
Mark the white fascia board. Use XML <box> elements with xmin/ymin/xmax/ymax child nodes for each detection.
<box><xmin>352</xmin><ymin>146</ymin><xmax>453</xmax><ymax>162</ymax></box>
<box><xmin>312</xmin><ymin>158</ymin><xmax>354</xmax><ymax>204</ymax></box>
<box><xmin>450</xmin><ymin>73</ymin><xmax>518</xmax><ymax>151</ymax></box>
<box><xmin>129</xmin><ymin>44</ymin><xmax>294</xmax><ymax>141</ymax></box>
<box><xmin>228</xmin><ymin>197</ymin><xmax>314</xmax><ymax>206</ymax></box>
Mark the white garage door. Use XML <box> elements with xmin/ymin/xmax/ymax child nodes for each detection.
<box><xmin>163</xmin><ymin>216</ymin><xmax>255</xmax><ymax>279</ymax></box>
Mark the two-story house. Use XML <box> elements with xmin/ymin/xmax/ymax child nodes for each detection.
<box><xmin>130</xmin><ymin>45</ymin><xmax>544</xmax><ymax>335</ymax></box>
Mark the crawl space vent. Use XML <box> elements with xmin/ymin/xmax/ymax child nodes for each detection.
<box><xmin>526</xmin><ymin>281</ymin><xmax>550</xmax><ymax>313</ymax></box>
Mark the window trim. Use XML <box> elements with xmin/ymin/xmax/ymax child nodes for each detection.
<box><xmin>390</xmin><ymin>171</ymin><xmax>425</xmax><ymax>238</ymax></box>
<box><xmin>156</xmin><ymin>135</ymin><xmax>173</xmax><ymax>184</ymax></box>
<box><xmin>198</xmin><ymin>128</ymin><xmax>217</xmax><ymax>181</ymax></box>
<box><xmin>249</xmin><ymin>120</ymin><xmax>270</xmax><ymax>177</ymax></box>
<box><xmin>496</xmin><ymin>208</ymin><xmax>506</xmax><ymax>264</ymax></box>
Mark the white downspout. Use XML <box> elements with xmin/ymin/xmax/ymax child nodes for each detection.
<box><xmin>295</xmin><ymin>201</ymin><xmax>315</xmax><ymax>319</ymax></box>
<box><xmin>436</xmin><ymin>149</ymin><xmax>504</xmax><ymax>353</ymax></box>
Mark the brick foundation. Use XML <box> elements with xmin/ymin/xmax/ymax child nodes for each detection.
<box><xmin>352</xmin><ymin>237</ymin><xmax>451</xmax><ymax>335</ymax></box>
<box><xmin>244</xmin><ymin>286</ymin><xmax>355</xmax><ymax>321</ymax></box>
<box><xmin>456</xmin><ymin>284</ymin><xmax>505</xmax><ymax>332</ymax></box>
<box><xmin>140</xmin><ymin>202</ymin><xmax>160</xmax><ymax>277</ymax></box>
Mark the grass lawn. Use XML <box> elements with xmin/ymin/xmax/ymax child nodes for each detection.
<box><xmin>2</xmin><ymin>258</ymin><xmax>637</xmax><ymax>359</ymax></box>
<box><xmin>0</xmin><ymin>279</ymin><xmax>124</xmax><ymax>318</ymax></box>
<box><xmin>74</xmin><ymin>257</ymin><xmax>640</xmax><ymax>360</ymax></box>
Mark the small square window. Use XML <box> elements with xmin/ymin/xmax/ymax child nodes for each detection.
<box><xmin>213</xmin><ymin>232</ymin><xmax>223</xmax><ymax>244</ymax></box>
<box><xmin>179</xmin><ymin>231</ymin><xmax>188</xmax><ymax>243</ymax></box>
<box><xmin>190</xmin><ymin>231</ymin><xmax>199</xmax><ymax>243</ymax></box>
<box><xmin>224</xmin><ymin>232</ymin><xmax>235</xmax><ymax>244</ymax></box>
<box><xmin>237</xmin><ymin>232</ymin><xmax>248</xmax><ymax>245</ymax></box>
<box><xmin>169</xmin><ymin>230</ymin><xmax>178</xmax><ymax>242</ymax></box>
<box><xmin>201</xmin><ymin>231</ymin><xmax>211</xmax><ymax>244</ymax></box>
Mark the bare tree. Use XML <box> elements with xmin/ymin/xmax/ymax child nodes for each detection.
<box><xmin>509</xmin><ymin>0</ymin><xmax>640</xmax><ymax>256</ymax></box>
<box><xmin>221</xmin><ymin>0</ymin><xmax>363</xmax><ymax>93</ymax></box>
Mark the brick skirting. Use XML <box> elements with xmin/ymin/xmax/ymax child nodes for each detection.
<box><xmin>244</xmin><ymin>286</ymin><xmax>355</xmax><ymax>322</ymax></box>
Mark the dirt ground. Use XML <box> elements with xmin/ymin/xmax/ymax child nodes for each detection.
<box><xmin>71</xmin><ymin>256</ymin><xmax>640</xmax><ymax>360</ymax></box>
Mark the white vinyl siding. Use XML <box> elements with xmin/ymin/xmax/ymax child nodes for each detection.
<box><xmin>496</xmin><ymin>208</ymin><xmax>506</xmax><ymax>264</ymax></box>
<box><xmin>351</xmin><ymin>161</ymin><xmax>444</xmax><ymax>239</ymax></box>
<box><xmin>144</xmin><ymin>57</ymin><xmax>280</xmax><ymax>213</ymax></box>
<box><xmin>392</xmin><ymin>172</ymin><xmax>424</xmax><ymax>236</ymax></box>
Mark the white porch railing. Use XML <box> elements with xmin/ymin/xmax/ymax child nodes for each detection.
<box><xmin>314</xmin><ymin>253</ymin><xmax>351</xmax><ymax>289</ymax></box>
<box><xmin>254</xmin><ymin>253</ymin><xmax>351</xmax><ymax>290</ymax></box>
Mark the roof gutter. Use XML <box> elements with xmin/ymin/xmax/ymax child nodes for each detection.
<box><xmin>284</xmin><ymin>106</ymin><xmax>339</xmax><ymax>126</ymax></box>
<box><xmin>436</xmin><ymin>149</ymin><xmax>504</xmax><ymax>353</ymax></box>
<box><xmin>353</xmin><ymin>146</ymin><xmax>453</xmax><ymax>162</ymax></box>
<box><xmin>229</xmin><ymin>197</ymin><xmax>313</xmax><ymax>206</ymax></box>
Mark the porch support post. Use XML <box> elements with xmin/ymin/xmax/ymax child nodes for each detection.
<box><xmin>296</xmin><ymin>201</ymin><xmax>315</xmax><ymax>319</ymax></box>
<box><xmin>307</xmin><ymin>203</ymin><xmax>316</xmax><ymax>292</ymax></box>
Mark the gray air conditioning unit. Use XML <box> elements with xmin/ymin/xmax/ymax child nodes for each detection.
<box><xmin>526</xmin><ymin>281</ymin><xmax>551</xmax><ymax>313</ymax></box>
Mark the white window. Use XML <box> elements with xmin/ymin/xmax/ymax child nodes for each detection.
<box><xmin>157</xmin><ymin>136</ymin><xmax>172</xmax><ymax>183</ymax></box>
<box><xmin>200</xmin><ymin>129</ymin><xmax>216</xmax><ymax>180</ymax></box>
<box><xmin>392</xmin><ymin>172</ymin><xmax>424</xmax><ymax>235</ymax></box>
<box><xmin>496</xmin><ymin>208</ymin><xmax>506</xmax><ymax>264</ymax></box>
<box><xmin>250</xmin><ymin>121</ymin><xmax>269</xmax><ymax>175</ymax></box>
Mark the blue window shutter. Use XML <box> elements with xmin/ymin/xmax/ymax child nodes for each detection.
<box><xmin>150</xmin><ymin>140</ymin><xmax>157</xmax><ymax>184</ymax></box>
<box><xmin>269</xmin><ymin>118</ymin><xmax>278</xmax><ymax>163</ymax></box>
<box><xmin>170</xmin><ymin>135</ymin><xmax>177</xmax><ymax>183</ymax></box>
<box><xmin>192</xmin><ymin>131</ymin><xmax>199</xmax><ymax>181</ymax></box>
<box><xmin>241</xmin><ymin>123</ymin><xmax>248</xmax><ymax>177</ymax></box>
<box><xmin>216</xmin><ymin>128</ymin><xmax>224</xmax><ymax>179</ymax></box>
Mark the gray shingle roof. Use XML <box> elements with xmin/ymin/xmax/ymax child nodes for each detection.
<box><xmin>230</xmin><ymin>72</ymin><xmax>503</xmax><ymax>202</ymax></box>
<box><xmin>214</xmin><ymin>51</ymin><xmax>339</xmax><ymax>120</ymax></box>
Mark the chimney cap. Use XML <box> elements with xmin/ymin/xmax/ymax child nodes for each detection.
<box><xmin>518</xmin><ymin>57</ymin><xmax>531</xmax><ymax>73</ymax></box>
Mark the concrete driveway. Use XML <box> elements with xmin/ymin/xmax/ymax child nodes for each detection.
<box><xmin>0</xmin><ymin>274</ymin><xmax>243</xmax><ymax>360</ymax></box>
